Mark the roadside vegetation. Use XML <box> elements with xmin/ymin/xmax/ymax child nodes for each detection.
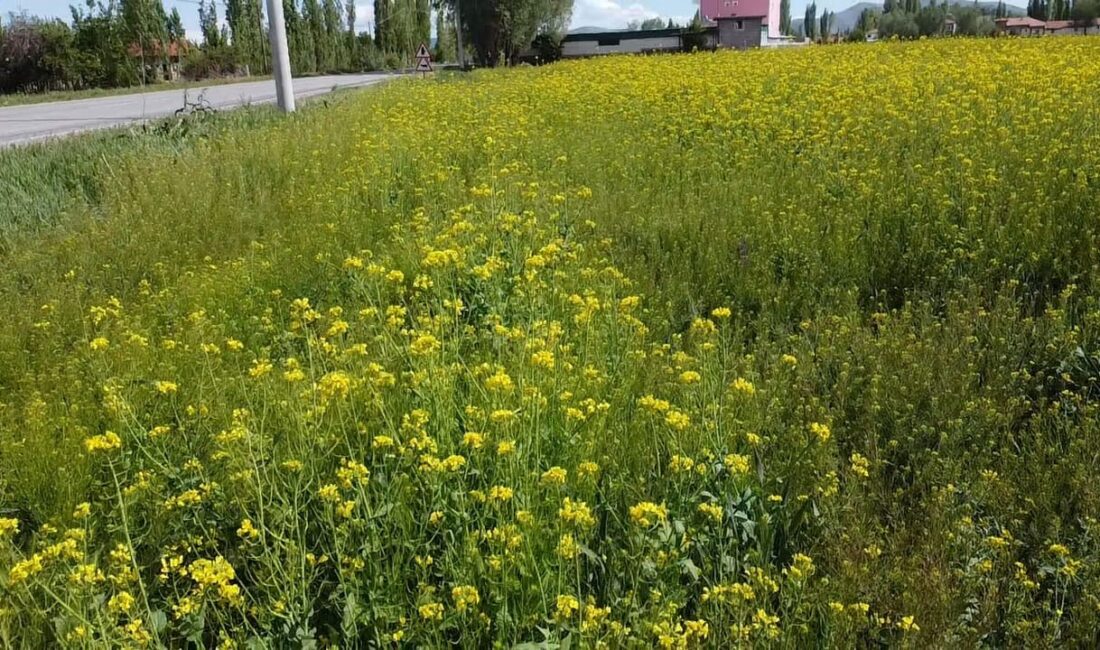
<box><xmin>2</xmin><ymin>37</ymin><xmax>1100</xmax><ymax>647</ymax></box>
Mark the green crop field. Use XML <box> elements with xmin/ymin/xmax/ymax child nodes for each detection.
<box><xmin>2</xmin><ymin>37</ymin><xmax>1100</xmax><ymax>647</ymax></box>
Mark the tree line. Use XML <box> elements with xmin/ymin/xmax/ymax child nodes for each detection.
<box><xmin>1</xmin><ymin>0</ymin><xmax>576</xmax><ymax>96</ymax></box>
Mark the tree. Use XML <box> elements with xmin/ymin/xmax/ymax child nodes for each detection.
<box><xmin>165</xmin><ymin>8</ymin><xmax>185</xmax><ymax>41</ymax></box>
<box><xmin>915</xmin><ymin>4</ymin><xmax>945</xmax><ymax>34</ymax></box>
<box><xmin>303</xmin><ymin>0</ymin><xmax>328</xmax><ymax>69</ymax></box>
<box><xmin>780</xmin><ymin>0</ymin><xmax>791</xmax><ymax>34</ymax></box>
<box><xmin>878</xmin><ymin>9</ymin><xmax>919</xmax><ymax>36</ymax></box>
<box><xmin>434</xmin><ymin>8</ymin><xmax>457</xmax><ymax>61</ymax></box>
<box><xmin>121</xmin><ymin>0</ymin><xmax>169</xmax><ymax>83</ymax></box>
<box><xmin>804</xmin><ymin>1</ymin><xmax>817</xmax><ymax>40</ymax></box>
<box><xmin>884</xmin><ymin>0</ymin><xmax>897</xmax><ymax>13</ymax></box>
<box><xmin>819</xmin><ymin>8</ymin><xmax>833</xmax><ymax>39</ymax></box>
<box><xmin>628</xmin><ymin>17</ymin><xmax>666</xmax><ymax>30</ymax></box>
<box><xmin>226</xmin><ymin>0</ymin><xmax>266</xmax><ymax>74</ymax></box>
<box><xmin>415</xmin><ymin>0</ymin><xmax>432</xmax><ymax>51</ymax></box>
<box><xmin>1071</xmin><ymin>0</ymin><xmax>1099</xmax><ymax>29</ymax></box>
<box><xmin>857</xmin><ymin>6</ymin><xmax>879</xmax><ymax>31</ymax></box>
<box><xmin>200</xmin><ymin>0</ymin><xmax>223</xmax><ymax>47</ymax></box>
<box><xmin>439</xmin><ymin>0</ymin><xmax>571</xmax><ymax>66</ymax></box>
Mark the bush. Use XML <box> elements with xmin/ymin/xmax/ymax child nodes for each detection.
<box><xmin>181</xmin><ymin>46</ymin><xmax>241</xmax><ymax>81</ymax></box>
<box><xmin>878</xmin><ymin>10</ymin><xmax>920</xmax><ymax>39</ymax></box>
<box><xmin>530</xmin><ymin>33</ymin><xmax>562</xmax><ymax>64</ymax></box>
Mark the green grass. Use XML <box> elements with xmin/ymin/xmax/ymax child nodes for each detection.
<box><xmin>0</xmin><ymin>104</ymin><xmax>288</xmax><ymax>253</ymax></box>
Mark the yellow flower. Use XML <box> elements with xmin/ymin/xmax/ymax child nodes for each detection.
<box><xmin>1049</xmin><ymin>543</ymin><xmax>1071</xmax><ymax>557</ymax></box>
<box><xmin>154</xmin><ymin>380</ymin><xmax>178</xmax><ymax>395</ymax></box>
<box><xmin>452</xmin><ymin>585</ymin><xmax>480</xmax><ymax>613</ymax></box>
<box><xmin>318</xmin><ymin>484</ymin><xmax>341</xmax><ymax>503</ymax></box>
<box><xmin>698</xmin><ymin>502</ymin><xmax>723</xmax><ymax>522</ymax></box>
<box><xmin>488</xmin><ymin>485</ymin><xmax>514</xmax><ymax>502</ymax></box>
<box><xmin>0</xmin><ymin>517</ymin><xmax>19</xmax><ymax>538</ymax></box>
<box><xmin>711</xmin><ymin>307</ymin><xmax>732</xmax><ymax>319</ymax></box>
<box><xmin>89</xmin><ymin>337</ymin><xmax>110</xmax><ymax>351</ymax></box>
<box><xmin>484</xmin><ymin>369</ymin><xmax>515</xmax><ymax>393</ymax></box>
<box><xmin>669</xmin><ymin>455</ymin><xmax>695</xmax><ymax>472</ymax></box>
<box><xmin>577</xmin><ymin>461</ymin><xmax>600</xmax><ymax>478</ymax></box>
<box><xmin>237</xmin><ymin>518</ymin><xmax>259</xmax><ymax>541</ymax></box>
<box><xmin>664</xmin><ymin>409</ymin><xmax>690</xmax><ymax>431</ymax></box>
<box><xmin>530</xmin><ymin>350</ymin><xmax>556</xmax><ymax>369</ymax></box>
<box><xmin>540</xmin><ymin>466</ymin><xmax>567</xmax><ymax>487</ymax></box>
<box><xmin>638</xmin><ymin>394</ymin><xmax>671</xmax><ymax>412</ymax></box>
<box><xmin>490</xmin><ymin>409</ymin><xmax>518</xmax><ymax>424</ymax></box>
<box><xmin>690</xmin><ymin>318</ymin><xmax>717</xmax><ymax>337</ymax></box>
<box><xmin>850</xmin><ymin>452</ymin><xmax>870</xmax><ymax>478</ymax></box>
<box><xmin>629</xmin><ymin>501</ymin><xmax>668</xmax><ymax>527</ymax></box>
<box><xmin>679</xmin><ymin>370</ymin><xmax>701</xmax><ymax>384</ymax></box>
<box><xmin>249</xmin><ymin>359</ymin><xmax>273</xmax><ymax>377</ymax></box>
<box><xmin>108</xmin><ymin>590</ymin><xmax>136</xmax><ymax>614</ymax></box>
<box><xmin>809</xmin><ymin>422</ymin><xmax>831</xmax><ymax>443</ymax></box>
<box><xmin>409</xmin><ymin>333</ymin><xmax>441</xmax><ymax>356</ymax></box>
<box><xmin>462</xmin><ymin>431</ymin><xmax>485</xmax><ymax>448</ymax></box>
<box><xmin>724</xmin><ymin>453</ymin><xmax>751</xmax><ymax>475</ymax></box>
<box><xmin>554</xmin><ymin>594</ymin><xmax>580</xmax><ymax>623</ymax></box>
<box><xmin>559</xmin><ymin>497</ymin><xmax>596</xmax><ymax>530</ymax></box>
<box><xmin>9</xmin><ymin>555</ymin><xmax>44</xmax><ymax>584</ymax></box>
<box><xmin>496</xmin><ymin>440</ymin><xmax>517</xmax><ymax>455</ymax></box>
<box><xmin>556</xmin><ymin>533</ymin><xmax>579</xmax><ymax>560</ymax></box>
<box><xmin>72</xmin><ymin>502</ymin><xmax>91</xmax><ymax>519</ymax></box>
<box><xmin>418</xmin><ymin>602</ymin><xmax>444</xmax><ymax>621</ymax></box>
<box><xmin>898</xmin><ymin>615</ymin><xmax>920</xmax><ymax>632</ymax></box>
<box><xmin>84</xmin><ymin>431</ymin><xmax>122</xmax><ymax>453</ymax></box>
<box><xmin>729</xmin><ymin>377</ymin><xmax>755</xmax><ymax>395</ymax></box>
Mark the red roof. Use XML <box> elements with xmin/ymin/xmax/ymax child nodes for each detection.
<box><xmin>995</xmin><ymin>17</ymin><xmax>1047</xmax><ymax>28</ymax></box>
<box><xmin>1046</xmin><ymin>19</ymin><xmax>1099</xmax><ymax>28</ymax></box>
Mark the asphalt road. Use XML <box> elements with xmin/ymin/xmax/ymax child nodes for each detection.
<box><xmin>0</xmin><ymin>74</ymin><xmax>391</xmax><ymax>147</ymax></box>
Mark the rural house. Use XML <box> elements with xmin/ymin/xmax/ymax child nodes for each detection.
<box><xmin>701</xmin><ymin>0</ymin><xmax>790</xmax><ymax>47</ymax></box>
<box><xmin>993</xmin><ymin>17</ymin><xmax>1049</xmax><ymax>35</ymax></box>
<box><xmin>1044</xmin><ymin>19</ymin><xmax>1099</xmax><ymax>34</ymax></box>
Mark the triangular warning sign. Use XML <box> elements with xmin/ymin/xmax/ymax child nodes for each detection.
<box><xmin>415</xmin><ymin>58</ymin><xmax>433</xmax><ymax>72</ymax></box>
<box><xmin>416</xmin><ymin>43</ymin><xmax>431</xmax><ymax>59</ymax></box>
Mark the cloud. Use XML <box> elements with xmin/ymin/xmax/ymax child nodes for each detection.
<box><xmin>354</xmin><ymin>2</ymin><xmax>376</xmax><ymax>32</ymax></box>
<box><xmin>570</xmin><ymin>0</ymin><xmax>662</xmax><ymax>28</ymax></box>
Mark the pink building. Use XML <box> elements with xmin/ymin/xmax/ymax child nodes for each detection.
<box><xmin>700</xmin><ymin>0</ymin><xmax>782</xmax><ymax>39</ymax></box>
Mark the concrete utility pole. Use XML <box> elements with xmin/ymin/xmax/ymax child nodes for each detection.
<box><xmin>265</xmin><ymin>0</ymin><xmax>296</xmax><ymax>112</ymax></box>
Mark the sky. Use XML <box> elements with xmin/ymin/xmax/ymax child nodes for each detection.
<box><xmin>13</xmin><ymin>0</ymin><xmax>848</xmax><ymax>35</ymax></box>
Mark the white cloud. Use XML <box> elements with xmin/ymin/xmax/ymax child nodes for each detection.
<box><xmin>354</xmin><ymin>2</ymin><xmax>376</xmax><ymax>33</ymax></box>
<box><xmin>570</xmin><ymin>0</ymin><xmax>667</xmax><ymax>28</ymax></box>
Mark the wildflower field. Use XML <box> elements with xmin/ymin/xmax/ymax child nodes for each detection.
<box><xmin>3</xmin><ymin>36</ymin><xmax>1100</xmax><ymax>647</ymax></box>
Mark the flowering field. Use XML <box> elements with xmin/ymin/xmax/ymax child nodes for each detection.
<box><xmin>3</xmin><ymin>37</ymin><xmax>1100</xmax><ymax>647</ymax></box>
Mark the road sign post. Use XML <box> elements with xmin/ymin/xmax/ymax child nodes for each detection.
<box><xmin>415</xmin><ymin>43</ymin><xmax>433</xmax><ymax>76</ymax></box>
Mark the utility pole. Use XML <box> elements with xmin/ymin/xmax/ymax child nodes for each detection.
<box><xmin>265</xmin><ymin>0</ymin><xmax>296</xmax><ymax>112</ymax></box>
<box><xmin>453</xmin><ymin>0</ymin><xmax>466</xmax><ymax>69</ymax></box>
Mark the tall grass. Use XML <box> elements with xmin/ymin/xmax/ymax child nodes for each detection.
<box><xmin>1</xmin><ymin>38</ymin><xmax>1100</xmax><ymax>647</ymax></box>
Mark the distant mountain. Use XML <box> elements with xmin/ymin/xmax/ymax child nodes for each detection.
<box><xmin>568</xmin><ymin>26</ymin><xmax>620</xmax><ymax>34</ymax></box>
<box><xmin>792</xmin><ymin>0</ymin><xmax>1025</xmax><ymax>34</ymax></box>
